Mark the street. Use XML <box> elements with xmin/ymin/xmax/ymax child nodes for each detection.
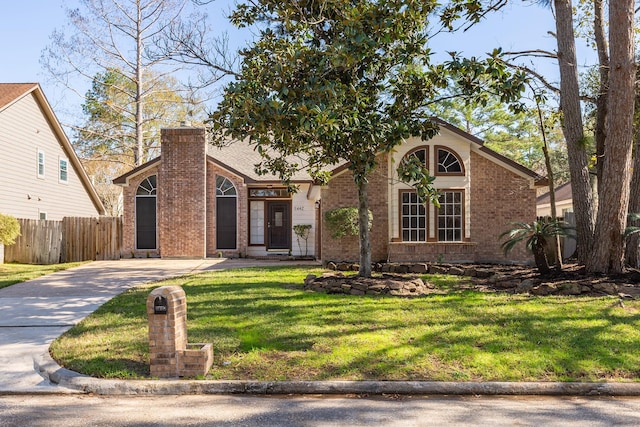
<box><xmin>2</xmin><ymin>394</ymin><xmax>640</xmax><ymax>426</ymax></box>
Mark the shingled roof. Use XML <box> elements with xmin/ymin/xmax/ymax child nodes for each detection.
<box><xmin>0</xmin><ymin>83</ymin><xmax>38</xmax><ymax>111</ymax></box>
<box><xmin>207</xmin><ymin>138</ymin><xmax>316</xmax><ymax>183</ymax></box>
<box><xmin>115</xmin><ymin>119</ymin><xmax>546</xmax><ymax>188</ymax></box>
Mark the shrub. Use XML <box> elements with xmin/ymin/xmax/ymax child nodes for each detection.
<box><xmin>500</xmin><ymin>218</ymin><xmax>573</xmax><ymax>274</ymax></box>
<box><xmin>324</xmin><ymin>207</ymin><xmax>372</xmax><ymax>239</ymax></box>
<box><xmin>0</xmin><ymin>213</ymin><xmax>21</xmax><ymax>245</ymax></box>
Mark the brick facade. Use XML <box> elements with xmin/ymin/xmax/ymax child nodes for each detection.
<box><xmin>469</xmin><ymin>151</ymin><xmax>533</xmax><ymax>263</ymax></box>
<box><xmin>159</xmin><ymin>128</ymin><xmax>208</xmax><ymax>258</ymax></box>
<box><xmin>121</xmin><ymin>164</ymin><xmax>161</xmax><ymax>258</ymax></box>
<box><xmin>321</xmin><ymin>150</ymin><xmax>537</xmax><ymax>264</ymax></box>
<box><xmin>118</xmin><ymin>124</ymin><xmax>537</xmax><ymax>264</ymax></box>
<box><xmin>120</xmin><ymin>128</ymin><xmax>250</xmax><ymax>259</ymax></box>
<box><xmin>321</xmin><ymin>154</ymin><xmax>390</xmax><ymax>263</ymax></box>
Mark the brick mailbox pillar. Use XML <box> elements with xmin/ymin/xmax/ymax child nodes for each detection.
<box><xmin>147</xmin><ymin>286</ymin><xmax>213</xmax><ymax>378</ymax></box>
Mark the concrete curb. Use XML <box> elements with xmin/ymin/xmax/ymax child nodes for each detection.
<box><xmin>34</xmin><ymin>351</ymin><xmax>640</xmax><ymax>397</ymax></box>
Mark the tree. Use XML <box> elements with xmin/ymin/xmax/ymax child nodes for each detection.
<box><xmin>552</xmin><ymin>0</ymin><xmax>596</xmax><ymax>265</ymax></box>
<box><xmin>212</xmin><ymin>0</ymin><xmax>526</xmax><ymax>277</ymax></box>
<box><xmin>41</xmin><ymin>0</ymin><xmax>225</xmax><ymax>166</ymax></box>
<box><xmin>75</xmin><ymin>68</ymin><xmax>206</xmax><ymax>213</ymax></box>
<box><xmin>77</xmin><ymin>68</ymin><xmax>205</xmax><ymax>167</ymax></box>
<box><xmin>505</xmin><ymin>1</ymin><xmax>637</xmax><ymax>273</ymax></box>
<box><xmin>586</xmin><ymin>0</ymin><xmax>636</xmax><ymax>273</ymax></box>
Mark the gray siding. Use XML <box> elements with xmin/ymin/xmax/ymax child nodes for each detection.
<box><xmin>0</xmin><ymin>93</ymin><xmax>100</xmax><ymax>220</ymax></box>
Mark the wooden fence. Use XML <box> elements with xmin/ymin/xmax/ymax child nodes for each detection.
<box><xmin>4</xmin><ymin>217</ymin><xmax>123</xmax><ymax>264</ymax></box>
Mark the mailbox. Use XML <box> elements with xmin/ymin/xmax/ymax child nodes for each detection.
<box><xmin>153</xmin><ymin>296</ymin><xmax>168</xmax><ymax>314</ymax></box>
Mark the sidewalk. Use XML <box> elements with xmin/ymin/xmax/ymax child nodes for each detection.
<box><xmin>0</xmin><ymin>258</ymin><xmax>316</xmax><ymax>393</ymax></box>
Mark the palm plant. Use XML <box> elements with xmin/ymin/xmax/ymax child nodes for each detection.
<box><xmin>500</xmin><ymin>218</ymin><xmax>574</xmax><ymax>274</ymax></box>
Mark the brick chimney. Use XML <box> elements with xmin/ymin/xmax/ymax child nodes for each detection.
<box><xmin>158</xmin><ymin>127</ymin><xmax>207</xmax><ymax>257</ymax></box>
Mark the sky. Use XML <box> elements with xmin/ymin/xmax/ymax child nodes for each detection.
<box><xmin>0</xmin><ymin>1</ymin><xmax>596</xmax><ymax>120</ymax></box>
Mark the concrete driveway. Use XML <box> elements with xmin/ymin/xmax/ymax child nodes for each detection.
<box><xmin>0</xmin><ymin>258</ymin><xmax>314</xmax><ymax>393</ymax></box>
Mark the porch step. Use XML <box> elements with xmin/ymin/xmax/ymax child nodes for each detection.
<box><xmin>251</xmin><ymin>255</ymin><xmax>295</xmax><ymax>261</ymax></box>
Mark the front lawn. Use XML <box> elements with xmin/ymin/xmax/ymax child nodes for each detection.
<box><xmin>50</xmin><ymin>266</ymin><xmax>640</xmax><ymax>382</ymax></box>
<box><xmin>0</xmin><ymin>262</ymin><xmax>85</xmax><ymax>290</ymax></box>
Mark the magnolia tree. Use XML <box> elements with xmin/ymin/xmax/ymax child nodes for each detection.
<box><xmin>211</xmin><ymin>0</ymin><xmax>527</xmax><ymax>277</ymax></box>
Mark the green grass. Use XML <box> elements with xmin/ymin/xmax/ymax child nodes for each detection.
<box><xmin>0</xmin><ymin>262</ymin><xmax>86</xmax><ymax>290</ymax></box>
<box><xmin>51</xmin><ymin>266</ymin><xmax>640</xmax><ymax>382</ymax></box>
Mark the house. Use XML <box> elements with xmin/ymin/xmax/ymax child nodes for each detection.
<box><xmin>114</xmin><ymin>127</ymin><xmax>320</xmax><ymax>258</ymax></box>
<box><xmin>0</xmin><ymin>83</ymin><xmax>105</xmax><ymax>220</ymax></box>
<box><xmin>114</xmin><ymin>121</ymin><xmax>545</xmax><ymax>263</ymax></box>
<box><xmin>536</xmin><ymin>181</ymin><xmax>573</xmax><ymax>218</ymax></box>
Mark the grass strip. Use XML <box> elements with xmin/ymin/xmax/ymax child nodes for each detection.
<box><xmin>0</xmin><ymin>262</ymin><xmax>85</xmax><ymax>290</ymax></box>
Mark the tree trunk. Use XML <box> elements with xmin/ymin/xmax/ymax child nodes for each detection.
<box><xmin>553</xmin><ymin>0</ymin><xmax>595</xmax><ymax>264</ymax></box>
<box><xmin>135</xmin><ymin>0</ymin><xmax>144</xmax><ymax>166</ymax></box>
<box><xmin>357</xmin><ymin>180</ymin><xmax>372</xmax><ymax>277</ymax></box>
<box><xmin>533</xmin><ymin>243</ymin><xmax>550</xmax><ymax>275</ymax></box>
<box><xmin>534</xmin><ymin>87</ymin><xmax>562</xmax><ymax>270</ymax></box>
<box><xmin>626</xmin><ymin>128</ymin><xmax>640</xmax><ymax>267</ymax></box>
<box><xmin>593</xmin><ymin>0</ymin><xmax>609</xmax><ymax>196</ymax></box>
<box><xmin>587</xmin><ymin>0</ymin><xmax>636</xmax><ymax>274</ymax></box>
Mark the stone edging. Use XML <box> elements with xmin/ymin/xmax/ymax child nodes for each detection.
<box><xmin>323</xmin><ymin>261</ymin><xmax>640</xmax><ymax>298</ymax></box>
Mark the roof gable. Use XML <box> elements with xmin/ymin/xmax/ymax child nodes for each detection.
<box><xmin>0</xmin><ymin>83</ymin><xmax>106</xmax><ymax>215</ymax></box>
<box><xmin>434</xmin><ymin>118</ymin><xmax>546</xmax><ymax>185</ymax></box>
<box><xmin>328</xmin><ymin>118</ymin><xmax>546</xmax><ymax>186</ymax></box>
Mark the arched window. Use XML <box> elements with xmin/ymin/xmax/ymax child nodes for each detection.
<box><xmin>216</xmin><ymin>176</ymin><xmax>237</xmax><ymax>196</ymax></box>
<box><xmin>399</xmin><ymin>147</ymin><xmax>429</xmax><ymax>242</ymax></box>
<box><xmin>216</xmin><ymin>175</ymin><xmax>237</xmax><ymax>249</ymax></box>
<box><xmin>136</xmin><ymin>175</ymin><xmax>157</xmax><ymax>250</ymax></box>
<box><xmin>402</xmin><ymin>146</ymin><xmax>428</xmax><ymax>168</ymax></box>
<box><xmin>136</xmin><ymin>175</ymin><xmax>157</xmax><ymax>195</ymax></box>
<box><xmin>436</xmin><ymin>147</ymin><xmax>464</xmax><ymax>175</ymax></box>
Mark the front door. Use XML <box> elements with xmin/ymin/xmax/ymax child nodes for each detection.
<box><xmin>267</xmin><ymin>201</ymin><xmax>291</xmax><ymax>250</ymax></box>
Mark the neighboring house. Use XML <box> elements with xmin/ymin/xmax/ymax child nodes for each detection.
<box><xmin>0</xmin><ymin>83</ymin><xmax>105</xmax><ymax>220</ymax></box>
<box><xmin>115</xmin><ymin>121</ymin><xmax>545</xmax><ymax>263</ymax></box>
<box><xmin>536</xmin><ymin>181</ymin><xmax>573</xmax><ymax>218</ymax></box>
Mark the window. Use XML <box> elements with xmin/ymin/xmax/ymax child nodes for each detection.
<box><xmin>400</xmin><ymin>191</ymin><xmax>426</xmax><ymax>242</ymax></box>
<box><xmin>216</xmin><ymin>176</ymin><xmax>237</xmax><ymax>196</ymax></box>
<box><xmin>249</xmin><ymin>188</ymin><xmax>289</xmax><ymax>198</ymax></box>
<box><xmin>136</xmin><ymin>175</ymin><xmax>157</xmax><ymax>195</ymax></box>
<box><xmin>37</xmin><ymin>150</ymin><xmax>45</xmax><ymax>178</ymax></box>
<box><xmin>436</xmin><ymin>148</ymin><xmax>464</xmax><ymax>175</ymax></box>
<box><xmin>136</xmin><ymin>175</ymin><xmax>157</xmax><ymax>250</ymax></box>
<box><xmin>59</xmin><ymin>158</ymin><xmax>68</xmax><ymax>183</ymax></box>
<box><xmin>400</xmin><ymin>147</ymin><xmax>429</xmax><ymax>175</ymax></box>
<box><xmin>250</xmin><ymin>201</ymin><xmax>265</xmax><ymax>244</ymax></box>
<box><xmin>438</xmin><ymin>191</ymin><xmax>463</xmax><ymax>242</ymax></box>
<box><xmin>406</xmin><ymin>147</ymin><xmax>427</xmax><ymax>167</ymax></box>
<box><xmin>39</xmin><ymin>212</ymin><xmax>47</xmax><ymax>220</ymax></box>
<box><xmin>216</xmin><ymin>175</ymin><xmax>237</xmax><ymax>249</ymax></box>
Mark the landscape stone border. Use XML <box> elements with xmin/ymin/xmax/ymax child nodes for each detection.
<box><xmin>318</xmin><ymin>261</ymin><xmax>640</xmax><ymax>298</ymax></box>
